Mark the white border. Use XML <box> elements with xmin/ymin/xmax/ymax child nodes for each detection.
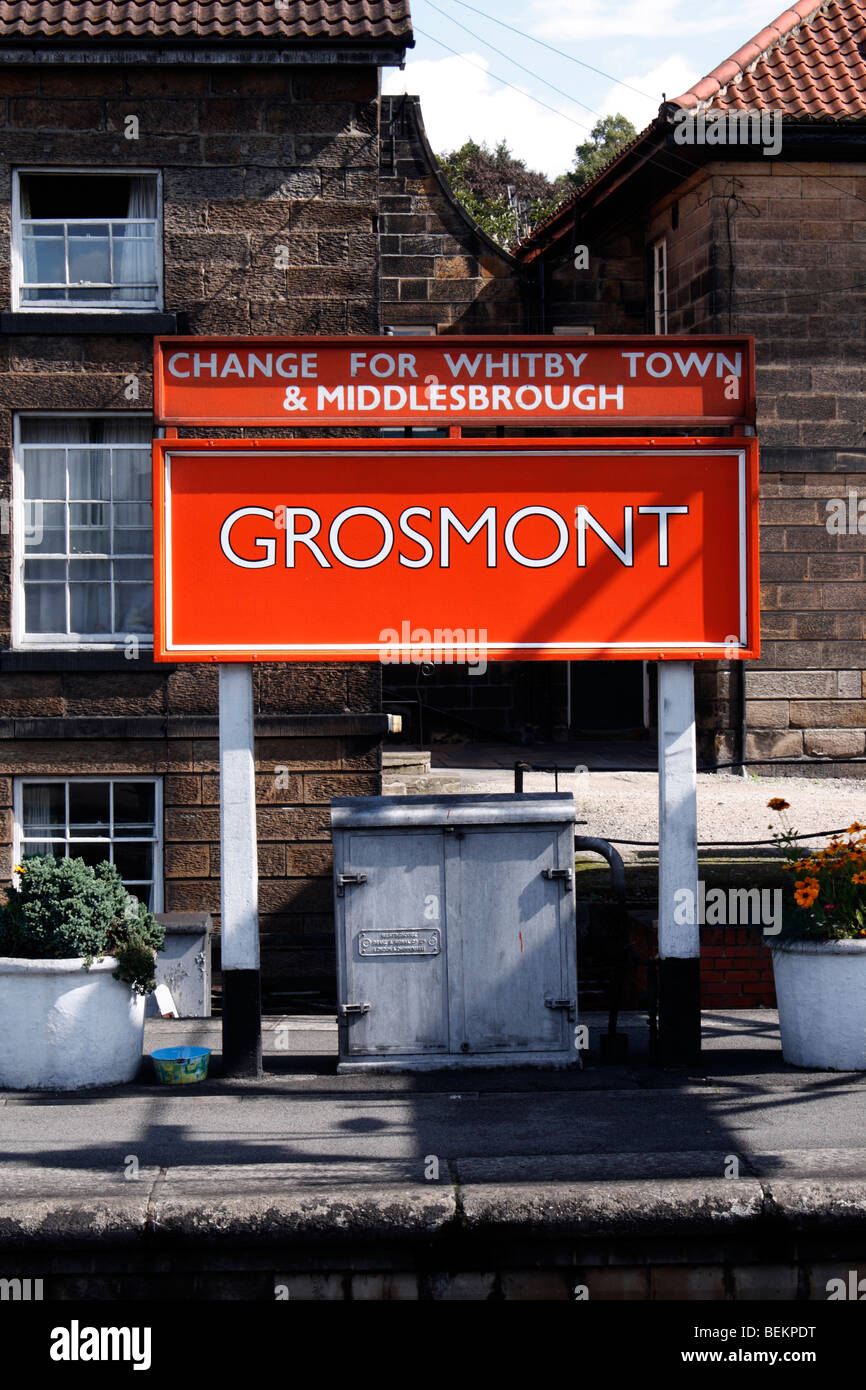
<box><xmin>161</xmin><ymin>446</ymin><xmax>750</xmax><ymax>656</ymax></box>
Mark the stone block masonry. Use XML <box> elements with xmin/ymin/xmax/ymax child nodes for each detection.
<box><xmin>0</xmin><ymin>56</ymin><xmax>401</xmax><ymax>999</ymax></box>
<box><xmin>378</xmin><ymin>97</ymin><xmax>524</xmax><ymax>336</ymax></box>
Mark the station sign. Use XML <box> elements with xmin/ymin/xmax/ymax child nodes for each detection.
<box><xmin>154</xmin><ymin>334</ymin><xmax>755</xmax><ymax>429</ymax></box>
<box><xmin>153</xmin><ymin>436</ymin><xmax>760</xmax><ymax>663</ymax></box>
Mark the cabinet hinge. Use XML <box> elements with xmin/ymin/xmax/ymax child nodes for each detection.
<box><xmin>338</xmin><ymin>1002</ymin><xmax>371</xmax><ymax>1017</ymax></box>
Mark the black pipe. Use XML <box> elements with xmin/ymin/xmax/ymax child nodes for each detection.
<box><xmin>574</xmin><ymin>836</ymin><xmax>629</xmax><ymax>1063</ymax></box>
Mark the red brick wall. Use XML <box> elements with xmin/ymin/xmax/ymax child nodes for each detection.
<box><xmin>699</xmin><ymin>927</ymin><xmax>776</xmax><ymax>1008</ymax></box>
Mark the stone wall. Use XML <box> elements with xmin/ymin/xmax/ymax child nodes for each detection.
<box><xmin>652</xmin><ymin>160</ymin><xmax>866</xmax><ymax>772</ymax></box>
<box><xmin>0</xmin><ymin>57</ymin><xmax>392</xmax><ymax>999</ymax></box>
<box><xmin>378</xmin><ymin>96</ymin><xmax>524</xmax><ymax>334</ymax></box>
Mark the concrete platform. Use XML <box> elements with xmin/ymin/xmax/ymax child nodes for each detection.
<box><xmin>1</xmin><ymin>1010</ymin><xmax>865</xmax><ymax>1299</ymax></box>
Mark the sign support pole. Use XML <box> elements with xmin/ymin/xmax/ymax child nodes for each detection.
<box><xmin>218</xmin><ymin>663</ymin><xmax>263</xmax><ymax>1078</ymax></box>
<box><xmin>657</xmin><ymin>660</ymin><xmax>701</xmax><ymax>1064</ymax></box>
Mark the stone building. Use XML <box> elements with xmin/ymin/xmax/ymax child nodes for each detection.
<box><xmin>516</xmin><ymin>0</ymin><xmax>866</xmax><ymax>773</ymax></box>
<box><xmin>0</xmin><ymin>0</ymin><xmax>522</xmax><ymax>1002</ymax></box>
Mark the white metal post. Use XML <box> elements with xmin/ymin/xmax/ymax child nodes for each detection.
<box><xmin>218</xmin><ymin>663</ymin><xmax>262</xmax><ymax>1077</ymax></box>
<box><xmin>657</xmin><ymin>660</ymin><xmax>701</xmax><ymax>1062</ymax></box>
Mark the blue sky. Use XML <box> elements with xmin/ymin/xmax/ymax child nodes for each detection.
<box><xmin>384</xmin><ymin>0</ymin><xmax>784</xmax><ymax>177</ymax></box>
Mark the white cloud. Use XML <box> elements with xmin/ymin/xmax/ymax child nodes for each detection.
<box><xmin>383</xmin><ymin>53</ymin><xmax>591</xmax><ymax>179</ymax></box>
<box><xmin>528</xmin><ymin>0</ymin><xmax>772</xmax><ymax>40</ymax></box>
<box><xmin>598</xmin><ymin>56</ymin><xmax>701</xmax><ymax>130</ymax></box>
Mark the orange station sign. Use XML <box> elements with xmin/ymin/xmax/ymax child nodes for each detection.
<box><xmin>154</xmin><ymin>334</ymin><xmax>756</xmax><ymax>430</ymax></box>
<box><xmin>153</xmin><ymin>437</ymin><xmax>760</xmax><ymax>663</ymax></box>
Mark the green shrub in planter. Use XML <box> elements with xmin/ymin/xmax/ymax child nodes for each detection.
<box><xmin>0</xmin><ymin>854</ymin><xmax>165</xmax><ymax>994</ymax></box>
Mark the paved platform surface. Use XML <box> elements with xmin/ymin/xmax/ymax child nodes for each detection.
<box><xmin>2</xmin><ymin>1012</ymin><xmax>865</xmax><ymax>1235</ymax></box>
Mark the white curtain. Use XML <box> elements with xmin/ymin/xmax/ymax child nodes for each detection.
<box><xmin>117</xmin><ymin>177</ymin><xmax>156</xmax><ymax>302</ymax></box>
<box><xmin>20</xmin><ymin>784</ymin><xmax>58</xmax><ymax>860</ymax></box>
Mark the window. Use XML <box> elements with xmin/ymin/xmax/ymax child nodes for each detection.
<box><xmin>652</xmin><ymin>238</ymin><xmax>668</xmax><ymax>334</ymax></box>
<box><xmin>13</xmin><ymin>171</ymin><xmax>161</xmax><ymax>310</ymax></box>
<box><xmin>14</xmin><ymin>414</ymin><xmax>153</xmax><ymax>648</ymax></box>
<box><xmin>14</xmin><ymin>778</ymin><xmax>163</xmax><ymax>911</ymax></box>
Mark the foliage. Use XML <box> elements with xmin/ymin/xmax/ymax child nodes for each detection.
<box><xmin>436</xmin><ymin>116</ymin><xmax>639</xmax><ymax>248</ymax></box>
<box><xmin>0</xmin><ymin>854</ymin><xmax>165</xmax><ymax>994</ymax></box>
<box><xmin>567</xmin><ymin>114</ymin><xmax>638</xmax><ymax>189</ymax></box>
<box><xmin>436</xmin><ymin>138</ymin><xmax>569</xmax><ymax>248</ymax></box>
<box><xmin>768</xmin><ymin>800</ymin><xmax>866</xmax><ymax>940</ymax></box>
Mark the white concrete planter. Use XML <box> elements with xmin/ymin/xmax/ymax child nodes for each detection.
<box><xmin>771</xmin><ymin>937</ymin><xmax>866</xmax><ymax>1071</ymax></box>
<box><xmin>0</xmin><ymin>956</ymin><xmax>146</xmax><ymax>1091</ymax></box>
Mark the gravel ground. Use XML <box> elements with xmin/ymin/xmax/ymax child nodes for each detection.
<box><xmin>454</xmin><ymin>768</ymin><xmax>866</xmax><ymax>856</ymax></box>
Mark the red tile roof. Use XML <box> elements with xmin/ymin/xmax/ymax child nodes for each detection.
<box><xmin>0</xmin><ymin>1</ymin><xmax>412</xmax><ymax>43</ymax></box>
<box><xmin>673</xmin><ymin>0</ymin><xmax>866</xmax><ymax>117</ymax></box>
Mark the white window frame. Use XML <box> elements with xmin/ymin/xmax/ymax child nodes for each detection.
<box><xmin>11</xmin><ymin>168</ymin><xmax>163</xmax><ymax>313</ymax></box>
<box><xmin>652</xmin><ymin>237</ymin><xmax>668</xmax><ymax>334</ymax></box>
<box><xmin>13</xmin><ymin>775</ymin><xmax>164</xmax><ymax>913</ymax></box>
<box><xmin>12</xmin><ymin>410</ymin><xmax>155</xmax><ymax>651</ymax></box>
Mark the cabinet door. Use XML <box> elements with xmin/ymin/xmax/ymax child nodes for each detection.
<box><xmin>454</xmin><ymin>827</ymin><xmax>572</xmax><ymax>1054</ymax></box>
<box><xmin>340</xmin><ymin>830</ymin><xmax>449</xmax><ymax>1056</ymax></box>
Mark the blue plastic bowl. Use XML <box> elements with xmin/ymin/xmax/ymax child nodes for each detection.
<box><xmin>151</xmin><ymin>1045</ymin><xmax>211</xmax><ymax>1084</ymax></box>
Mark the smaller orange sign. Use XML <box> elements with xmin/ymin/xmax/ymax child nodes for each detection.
<box><xmin>154</xmin><ymin>334</ymin><xmax>756</xmax><ymax>429</ymax></box>
<box><xmin>154</xmin><ymin>437</ymin><xmax>760</xmax><ymax>664</ymax></box>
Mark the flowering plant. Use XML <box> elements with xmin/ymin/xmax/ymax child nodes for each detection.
<box><xmin>768</xmin><ymin>799</ymin><xmax>866</xmax><ymax>940</ymax></box>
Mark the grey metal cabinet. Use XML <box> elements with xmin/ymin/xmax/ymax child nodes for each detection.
<box><xmin>331</xmin><ymin>794</ymin><xmax>577</xmax><ymax>1072</ymax></box>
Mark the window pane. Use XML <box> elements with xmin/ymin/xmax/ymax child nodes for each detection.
<box><xmin>68</xmin><ymin>450</ymin><xmax>110</xmax><ymax>501</ymax></box>
<box><xmin>25</xmin><ymin>583</ymin><xmax>66</xmax><ymax>632</ymax></box>
<box><xmin>26</xmin><ymin>528</ymin><xmax>66</xmax><ymax>556</ymax></box>
<box><xmin>69</xmin><ymin>558</ymin><xmax>111</xmax><ymax>580</ymax></box>
<box><xmin>112</xmin><ymin>452</ymin><xmax>151</xmax><ymax>500</ymax></box>
<box><xmin>115</xmin><ymin>584</ymin><xmax>152</xmax><ymax>632</ymax></box>
<box><xmin>68</xmin><ymin>235</ymin><xmax>111</xmax><ymax>285</ymax></box>
<box><xmin>69</xmin><ymin>843</ymin><xmax>112</xmax><ymax>870</ymax></box>
<box><xmin>69</xmin><ymin>556</ymin><xmax>111</xmax><ymax>578</ymax></box>
<box><xmin>69</xmin><ymin>582</ymin><xmax>111</xmax><ymax>632</ymax></box>
<box><xmin>113</xmin><ymin>782</ymin><xmax>155</xmax><ymax>833</ymax></box>
<box><xmin>22</xmin><ymin>782</ymin><xmax>65</xmax><ymax>832</ymax></box>
<box><xmin>114</xmin><ymin>531</ymin><xmax>151</xmax><ymax>556</ymax></box>
<box><xmin>23</xmin><ymin>454</ymin><xmax>66</xmax><ymax>502</ymax></box>
<box><xmin>69</xmin><ymin>782</ymin><xmax>110</xmax><ymax>834</ymax></box>
<box><xmin>23</xmin><ymin>234</ymin><xmax>65</xmax><ymax>285</ymax></box>
<box><xmin>113</xmin><ymin>843</ymin><xmax>153</xmax><ymax>882</ymax></box>
<box><xmin>24</xmin><ymin>558</ymin><xmax>65</xmax><ymax>581</ymax></box>
<box><xmin>114</xmin><ymin>558</ymin><xmax>149</xmax><ymax>582</ymax></box>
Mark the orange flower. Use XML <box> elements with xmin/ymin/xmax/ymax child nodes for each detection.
<box><xmin>794</xmin><ymin>877</ymin><xmax>820</xmax><ymax>909</ymax></box>
<box><xmin>768</xmin><ymin>798</ymin><xmax>790</xmax><ymax>811</ymax></box>
<box><xmin>847</xmin><ymin>823</ymin><xmax>865</xmax><ymax>834</ymax></box>
<box><xmin>852</xmin><ymin>872</ymin><xmax>866</xmax><ymax>885</ymax></box>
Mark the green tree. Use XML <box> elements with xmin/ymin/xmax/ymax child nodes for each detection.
<box><xmin>436</xmin><ymin>138</ymin><xmax>567</xmax><ymax>250</ymax></box>
<box><xmin>568</xmin><ymin>114</ymin><xmax>638</xmax><ymax>188</ymax></box>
